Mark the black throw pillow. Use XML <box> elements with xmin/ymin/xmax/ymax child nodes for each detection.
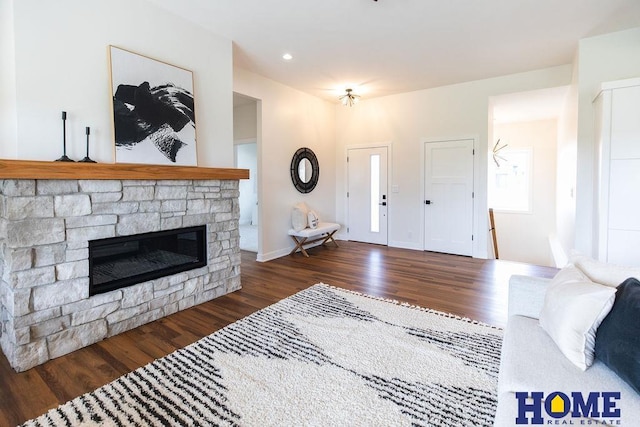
<box><xmin>595</xmin><ymin>277</ymin><xmax>640</xmax><ymax>394</ymax></box>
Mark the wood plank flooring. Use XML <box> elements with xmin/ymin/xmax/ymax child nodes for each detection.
<box><xmin>0</xmin><ymin>242</ymin><xmax>557</xmax><ymax>426</ymax></box>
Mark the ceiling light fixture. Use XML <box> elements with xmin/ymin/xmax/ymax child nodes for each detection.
<box><xmin>339</xmin><ymin>88</ymin><xmax>360</xmax><ymax>107</ymax></box>
<box><xmin>282</xmin><ymin>53</ymin><xmax>293</xmax><ymax>61</ymax></box>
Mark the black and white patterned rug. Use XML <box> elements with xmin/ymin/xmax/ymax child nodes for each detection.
<box><xmin>22</xmin><ymin>284</ymin><xmax>502</xmax><ymax>426</ymax></box>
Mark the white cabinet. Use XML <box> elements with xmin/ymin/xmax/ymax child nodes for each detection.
<box><xmin>594</xmin><ymin>78</ymin><xmax>640</xmax><ymax>266</ymax></box>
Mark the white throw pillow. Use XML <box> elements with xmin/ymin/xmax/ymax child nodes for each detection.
<box><xmin>291</xmin><ymin>202</ymin><xmax>309</xmax><ymax>231</ymax></box>
<box><xmin>570</xmin><ymin>250</ymin><xmax>640</xmax><ymax>288</ymax></box>
<box><xmin>307</xmin><ymin>210</ymin><xmax>319</xmax><ymax>229</ymax></box>
<box><xmin>539</xmin><ymin>265</ymin><xmax>617</xmax><ymax>371</ymax></box>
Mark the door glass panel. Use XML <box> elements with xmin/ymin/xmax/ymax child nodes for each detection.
<box><xmin>370</xmin><ymin>154</ymin><xmax>380</xmax><ymax>233</ymax></box>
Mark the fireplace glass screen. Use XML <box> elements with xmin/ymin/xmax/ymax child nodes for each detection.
<box><xmin>89</xmin><ymin>226</ymin><xmax>207</xmax><ymax>296</ymax></box>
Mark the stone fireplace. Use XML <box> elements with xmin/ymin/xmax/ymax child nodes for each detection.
<box><xmin>0</xmin><ymin>162</ymin><xmax>248</xmax><ymax>372</ymax></box>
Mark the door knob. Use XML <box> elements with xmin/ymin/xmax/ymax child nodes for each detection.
<box><xmin>425</xmin><ymin>200</ymin><xmax>431</xmax><ymax>205</ymax></box>
<box><xmin>379</xmin><ymin>202</ymin><xmax>387</xmax><ymax>206</ymax></box>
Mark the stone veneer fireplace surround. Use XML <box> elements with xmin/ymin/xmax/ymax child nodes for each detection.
<box><xmin>0</xmin><ymin>160</ymin><xmax>248</xmax><ymax>372</ymax></box>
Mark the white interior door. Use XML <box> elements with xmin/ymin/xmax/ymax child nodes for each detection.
<box><xmin>424</xmin><ymin>139</ymin><xmax>474</xmax><ymax>256</ymax></box>
<box><xmin>348</xmin><ymin>147</ymin><xmax>388</xmax><ymax>245</ymax></box>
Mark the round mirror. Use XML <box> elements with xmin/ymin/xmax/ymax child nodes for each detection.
<box><xmin>290</xmin><ymin>147</ymin><xmax>319</xmax><ymax>193</ymax></box>
<box><xmin>298</xmin><ymin>158</ymin><xmax>312</xmax><ymax>183</ymax></box>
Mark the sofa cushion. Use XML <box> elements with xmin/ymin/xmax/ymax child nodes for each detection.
<box><xmin>595</xmin><ymin>277</ymin><xmax>640</xmax><ymax>394</ymax></box>
<box><xmin>507</xmin><ymin>275</ymin><xmax>551</xmax><ymax>319</ymax></box>
<box><xmin>570</xmin><ymin>250</ymin><xmax>640</xmax><ymax>288</ymax></box>
<box><xmin>497</xmin><ymin>315</ymin><xmax>640</xmax><ymax>424</ymax></box>
<box><xmin>539</xmin><ymin>266</ymin><xmax>616</xmax><ymax>370</ymax></box>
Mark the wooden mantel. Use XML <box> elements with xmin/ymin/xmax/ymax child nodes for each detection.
<box><xmin>0</xmin><ymin>159</ymin><xmax>249</xmax><ymax>180</ymax></box>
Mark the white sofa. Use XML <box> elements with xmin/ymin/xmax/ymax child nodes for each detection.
<box><xmin>495</xmin><ymin>261</ymin><xmax>640</xmax><ymax>426</ymax></box>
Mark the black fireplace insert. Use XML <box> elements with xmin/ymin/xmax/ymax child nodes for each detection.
<box><xmin>89</xmin><ymin>226</ymin><xmax>207</xmax><ymax>296</ymax></box>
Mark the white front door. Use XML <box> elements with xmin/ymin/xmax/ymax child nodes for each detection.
<box><xmin>347</xmin><ymin>147</ymin><xmax>388</xmax><ymax>245</ymax></box>
<box><xmin>424</xmin><ymin>139</ymin><xmax>474</xmax><ymax>256</ymax></box>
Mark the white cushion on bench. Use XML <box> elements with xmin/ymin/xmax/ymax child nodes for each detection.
<box><xmin>288</xmin><ymin>222</ymin><xmax>340</xmax><ymax>237</ymax></box>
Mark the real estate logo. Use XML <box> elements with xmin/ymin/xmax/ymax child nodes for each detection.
<box><xmin>515</xmin><ymin>391</ymin><xmax>621</xmax><ymax>425</ymax></box>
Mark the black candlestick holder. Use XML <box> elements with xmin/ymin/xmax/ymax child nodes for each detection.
<box><xmin>55</xmin><ymin>111</ymin><xmax>75</xmax><ymax>162</ymax></box>
<box><xmin>79</xmin><ymin>126</ymin><xmax>96</xmax><ymax>163</ymax></box>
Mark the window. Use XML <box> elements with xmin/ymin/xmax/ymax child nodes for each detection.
<box><xmin>488</xmin><ymin>148</ymin><xmax>532</xmax><ymax>212</ymax></box>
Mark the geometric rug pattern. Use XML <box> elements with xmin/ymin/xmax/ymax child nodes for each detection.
<box><xmin>21</xmin><ymin>284</ymin><xmax>502</xmax><ymax>426</ymax></box>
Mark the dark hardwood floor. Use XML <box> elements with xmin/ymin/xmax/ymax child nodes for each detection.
<box><xmin>0</xmin><ymin>242</ymin><xmax>557</xmax><ymax>426</ymax></box>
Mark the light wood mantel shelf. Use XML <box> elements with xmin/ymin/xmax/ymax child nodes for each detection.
<box><xmin>0</xmin><ymin>159</ymin><xmax>249</xmax><ymax>180</ymax></box>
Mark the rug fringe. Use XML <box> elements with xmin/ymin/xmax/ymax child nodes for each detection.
<box><xmin>316</xmin><ymin>282</ymin><xmax>502</xmax><ymax>330</ymax></box>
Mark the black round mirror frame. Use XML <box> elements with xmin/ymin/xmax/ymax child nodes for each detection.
<box><xmin>290</xmin><ymin>147</ymin><xmax>319</xmax><ymax>193</ymax></box>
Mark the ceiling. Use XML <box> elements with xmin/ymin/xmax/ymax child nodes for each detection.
<box><xmin>148</xmin><ymin>0</ymin><xmax>640</xmax><ymax>103</ymax></box>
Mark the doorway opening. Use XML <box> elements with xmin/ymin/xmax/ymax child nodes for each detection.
<box><xmin>488</xmin><ymin>86</ymin><xmax>570</xmax><ymax>267</ymax></box>
<box><xmin>233</xmin><ymin>92</ymin><xmax>260</xmax><ymax>254</ymax></box>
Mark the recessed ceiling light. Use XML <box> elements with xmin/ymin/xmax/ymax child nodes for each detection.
<box><xmin>282</xmin><ymin>53</ymin><xmax>293</xmax><ymax>61</ymax></box>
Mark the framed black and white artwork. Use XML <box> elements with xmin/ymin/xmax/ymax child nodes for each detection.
<box><xmin>109</xmin><ymin>46</ymin><xmax>197</xmax><ymax>166</ymax></box>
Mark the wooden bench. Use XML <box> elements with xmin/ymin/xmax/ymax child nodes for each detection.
<box><xmin>288</xmin><ymin>222</ymin><xmax>340</xmax><ymax>257</ymax></box>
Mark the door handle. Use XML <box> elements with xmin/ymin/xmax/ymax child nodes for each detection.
<box><xmin>425</xmin><ymin>200</ymin><xmax>432</xmax><ymax>205</ymax></box>
<box><xmin>379</xmin><ymin>202</ymin><xmax>387</xmax><ymax>206</ymax></box>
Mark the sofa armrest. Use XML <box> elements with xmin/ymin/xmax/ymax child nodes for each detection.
<box><xmin>508</xmin><ymin>275</ymin><xmax>552</xmax><ymax>319</ymax></box>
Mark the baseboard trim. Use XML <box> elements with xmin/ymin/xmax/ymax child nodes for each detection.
<box><xmin>389</xmin><ymin>240</ymin><xmax>423</xmax><ymax>251</ymax></box>
<box><xmin>257</xmin><ymin>241</ymin><xmax>327</xmax><ymax>262</ymax></box>
<box><xmin>256</xmin><ymin>248</ymin><xmax>290</xmax><ymax>262</ymax></box>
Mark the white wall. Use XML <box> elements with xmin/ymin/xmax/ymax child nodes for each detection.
<box><xmin>492</xmin><ymin>119</ymin><xmax>558</xmax><ymax>266</ymax></box>
<box><xmin>233</xmin><ymin>102</ymin><xmax>257</xmax><ymax>141</ymax></box>
<box><xmin>575</xmin><ymin>27</ymin><xmax>640</xmax><ymax>256</ymax></box>
<box><xmin>233</xmin><ymin>68</ymin><xmax>336</xmax><ymax>261</ymax></box>
<box><xmin>0</xmin><ymin>0</ymin><xmax>17</xmax><ymax>158</ymax></box>
<box><xmin>555</xmin><ymin>58</ymin><xmax>579</xmax><ymax>260</ymax></box>
<box><xmin>335</xmin><ymin>65</ymin><xmax>572</xmax><ymax>258</ymax></box>
<box><xmin>6</xmin><ymin>0</ymin><xmax>233</xmax><ymax>167</ymax></box>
